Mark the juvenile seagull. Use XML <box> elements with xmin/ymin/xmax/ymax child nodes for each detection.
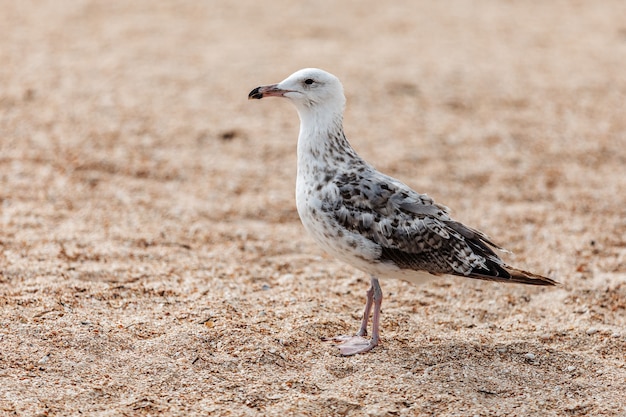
<box><xmin>249</xmin><ymin>68</ymin><xmax>556</xmax><ymax>355</ymax></box>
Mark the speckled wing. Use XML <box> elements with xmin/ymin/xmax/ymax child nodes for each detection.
<box><xmin>328</xmin><ymin>169</ymin><xmax>555</xmax><ymax>286</ymax></box>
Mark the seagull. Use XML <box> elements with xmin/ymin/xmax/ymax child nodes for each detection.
<box><xmin>248</xmin><ymin>68</ymin><xmax>556</xmax><ymax>355</ymax></box>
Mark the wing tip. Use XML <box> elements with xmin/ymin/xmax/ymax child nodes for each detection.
<box><xmin>504</xmin><ymin>266</ymin><xmax>558</xmax><ymax>286</ymax></box>
<box><xmin>464</xmin><ymin>264</ymin><xmax>558</xmax><ymax>286</ymax></box>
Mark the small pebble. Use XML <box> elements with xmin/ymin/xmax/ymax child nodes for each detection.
<box><xmin>280</xmin><ymin>274</ymin><xmax>295</xmax><ymax>281</ymax></box>
<box><xmin>566</xmin><ymin>366</ymin><xmax>576</xmax><ymax>372</ymax></box>
<box><xmin>261</xmin><ymin>284</ymin><xmax>271</xmax><ymax>291</ymax></box>
<box><xmin>524</xmin><ymin>353</ymin><xmax>536</xmax><ymax>360</ymax></box>
<box><xmin>586</xmin><ymin>327</ymin><xmax>599</xmax><ymax>335</ymax></box>
<box><xmin>611</xmin><ymin>332</ymin><xmax>621</xmax><ymax>338</ymax></box>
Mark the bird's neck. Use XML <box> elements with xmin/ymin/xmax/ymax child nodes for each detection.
<box><xmin>295</xmin><ymin>108</ymin><xmax>361</xmax><ymax>179</ymax></box>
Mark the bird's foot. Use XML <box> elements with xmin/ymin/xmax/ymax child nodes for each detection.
<box><xmin>323</xmin><ymin>335</ymin><xmax>378</xmax><ymax>356</ymax></box>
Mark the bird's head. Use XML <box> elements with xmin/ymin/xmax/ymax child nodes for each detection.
<box><xmin>248</xmin><ymin>68</ymin><xmax>345</xmax><ymax>116</ymax></box>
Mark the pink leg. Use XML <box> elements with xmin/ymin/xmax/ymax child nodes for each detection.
<box><xmin>356</xmin><ymin>280</ymin><xmax>375</xmax><ymax>337</ymax></box>
<box><xmin>325</xmin><ymin>276</ymin><xmax>383</xmax><ymax>356</ymax></box>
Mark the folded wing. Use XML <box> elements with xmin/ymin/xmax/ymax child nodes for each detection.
<box><xmin>330</xmin><ymin>170</ymin><xmax>555</xmax><ymax>286</ymax></box>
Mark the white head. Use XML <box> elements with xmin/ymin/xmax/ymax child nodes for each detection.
<box><xmin>249</xmin><ymin>68</ymin><xmax>346</xmax><ymax>126</ymax></box>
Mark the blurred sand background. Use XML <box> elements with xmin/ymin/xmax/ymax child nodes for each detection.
<box><xmin>1</xmin><ymin>1</ymin><xmax>625</xmax><ymax>415</ymax></box>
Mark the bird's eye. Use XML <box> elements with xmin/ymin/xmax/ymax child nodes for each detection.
<box><xmin>304</xmin><ymin>78</ymin><xmax>314</xmax><ymax>85</ymax></box>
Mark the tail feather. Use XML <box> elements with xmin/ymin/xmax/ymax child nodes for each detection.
<box><xmin>468</xmin><ymin>265</ymin><xmax>557</xmax><ymax>286</ymax></box>
<box><xmin>446</xmin><ymin>221</ymin><xmax>557</xmax><ymax>286</ymax></box>
<box><xmin>506</xmin><ymin>266</ymin><xmax>557</xmax><ymax>286</ymax></box>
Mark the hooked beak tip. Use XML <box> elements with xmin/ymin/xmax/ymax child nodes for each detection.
<box><xmin>248</xmin><ymin>86</ymin><xmax>264</xmax><ymax>100</ymax></box>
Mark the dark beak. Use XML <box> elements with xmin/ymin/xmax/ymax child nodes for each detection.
<box><xmin>248</xmin><ymin>84</ymin><xmax>289</xmax><ymax>100</ymax></box>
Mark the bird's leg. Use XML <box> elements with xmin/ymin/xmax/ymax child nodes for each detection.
<box><xmin>324</xmin><ymin>276</ymin><xmax>383</xmax><ymax>355</ymax></box>
<box><xmin>369</xmin><ymin>277</ymin><xmax>383</xmax><ymax>348</ymax></box>
<box><xmin>355</xmin><ymin>278</ymin><xmax>375</xmax><ymax>337</ymax></box>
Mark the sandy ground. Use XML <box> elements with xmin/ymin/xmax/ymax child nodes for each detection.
<box><xmin>1</xmin><ymin>1</ymin><xmax>626</xmax><ymax>416</ymax></box>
